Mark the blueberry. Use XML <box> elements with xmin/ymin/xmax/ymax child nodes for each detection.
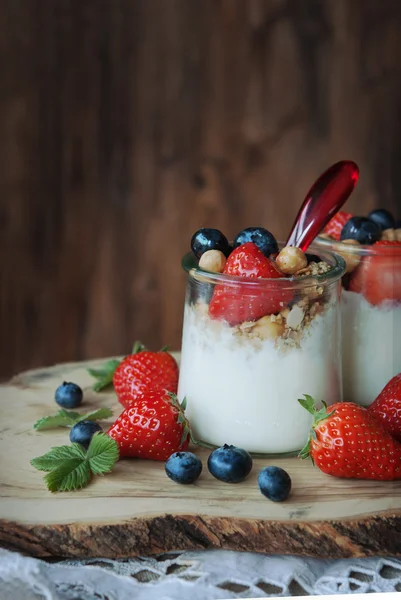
<box><xmin>165</xmin><ymin>451</ymin><xmax>203</xmax><ymax>484</ymax></box>
<box><xmin>367</xmin><ymin>208</ymin><xmax>395</xmax><ymax>231</ymax></box>
<box><xmin>340</xmin><ymin>216</ymin><xmax>381</xmax><ymax>245</ymax></box>
<box><xmin>69</xmin><ymin>420</ymin><xmax>102</xmax><ymax>448</ymax></box>
<box><xmin>395</xmin><ymin>219</ymin><xmax>401</xmax><ymax>229</ymax></box>
<box><xmin>55</xmin><ymin>381</ymin><xmax>83</xmax><ymax>409</ymax></box>
<box><xmin>258</xmin><ymin>466</ymin><xmax>292</xmax><ymax>502</ymax></box>
<box><xmin>191</xmin><ymin>228</ymin><xmax>230</xmax><ymax>258</ymax></box>
<box><xmin>233</xmin><ymin>227</ymin><xmax>278</xmax><ymax>257</ymax></box>
<box><xmin>207</xmin><ymin>444</ymin><xmax>253</xmax><ymax>483</ymax></box>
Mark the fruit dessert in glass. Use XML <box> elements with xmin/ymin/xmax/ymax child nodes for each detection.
<box><xmin>315</xmin><ymin>208</ymin><xmax>401</xmax><ymax>406</ymax></box>
<box><xmin>177</xmin><ymin>227</ymin><xmax>346</xmax><ymax>456</ymax></box>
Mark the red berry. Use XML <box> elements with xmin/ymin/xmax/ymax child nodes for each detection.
<box><xmin>107</xmin><ymin>390</ymin><xmax>191</xmax><ymax>461</ymax></box>
<box><xmin>113</xmin><ymin>348</ymin><xmax>179</xmax><ymax>409</ymax></box>
<box><xmin>368</xmin><ymin>374</ymin><xmax>401</xmax><ymax>441</ymax></box>
<box><xmin>208</xmin><ymin>242</ymin><xmax>293</xmax><ymax>325</ymax></box>
<box><xmin>348</xmin><ymin>240</ymin><xmax>401</xmax><ymax>305</ymax></box>
<box><xmin>299</xmin><ymin>396</ymin><xmax>401</xmax><ymax>480</ymax></box>
<box><xmin>323</xmin><ymin>211</ymin><xmax>353</xmax><ymax>240</ymax></box>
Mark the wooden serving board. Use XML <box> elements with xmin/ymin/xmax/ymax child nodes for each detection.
<box><xmin>1</xmin><ymin>355</ymin><xmax>401</xmax><ymax>560</ymax></box>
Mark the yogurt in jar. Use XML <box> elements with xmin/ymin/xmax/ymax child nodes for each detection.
<box><xmin>341</xmin><ymin>290</ymin><xmax>401</xmax><ymax>406</ymax></box>
<box><xmin>178</xmin><ymin>301</ymin><xmax>341</xmax><ymax>454</ymax></box>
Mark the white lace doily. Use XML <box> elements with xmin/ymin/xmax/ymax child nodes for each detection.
<box><xmin>1</xmin><ymin>548</ymin><xmax>401</xmax><ymax>599</ymax></box>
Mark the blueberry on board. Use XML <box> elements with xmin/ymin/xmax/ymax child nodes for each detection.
<box><xmin>340</xmin><ymin>216</ymin><xmax>381</xmax><ymax>245</ymax></box>
<box><xmin>191</xmin><ymin>228</ymin><xmax>231</xmax><ymax>258</ymax></box>
<box><xmin>165</xmin><ymin>451</ymin><xmax>203</xmax><ymax>484</ymax></box>
<box><xmin>233</xmin><ymin>227</ymin><xmax>279</xmax><ymax>257</ymax></box>
<box><xmin>69</xmin><ymin>420</ymin><xmax>102</xmax><ymax>448</ymax></box>
<box><xmin>55</xmin><ymin>381</ymin><xmax>83</xmax><ymax>409</ymax></box>
<box><xmin>258</xmin><ymin>466</ymin><xmax>292</xmax><ymax>502</ymax></box>
<box><xmin>207</xmin><ymin>444</ymin><xmax>253</xmax><ymax>483</ymax></box>
<box><xmin>367</xmin><ymin>208</ymin><xmax>395</xmax><ymax>231</ymax></box>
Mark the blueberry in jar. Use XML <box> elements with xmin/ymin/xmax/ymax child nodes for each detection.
<box><xmin>340</xmin><ymin>216</ymin><xmax>381</xmax><ymax>245</ymax></box>
<box><xmin>207</xmin><ymin>444</ymin><xmax>253</xmax><ymax>483</ymax></box>
<box><xmin>165</xmin><ymin>451</ymin><xmax>203</xmax><ymax>484</ymax></box>
<box><xmin>191</xmin><ymin>228</ymin><xmax>230</xmax><ymax>258</ymax></box>
<box><xmin>69</xmin><ymin>420</ymin><xmax>102</xmax><ymax>449</ymax></box>
<box><xmin>258</xmin><ymin>465</ymin><xmax>292</xmax><ymax>502</ymax></box>
<box><xmin>233</xmin><ymin>227</ymin><xmax>279</xmax><ymax>257</ymax></box>
<box><xmin>55</xmin><ymin>381</ymin><xmax>83</xmax><ymax>409</ymax></box>
<box><xmin>367</xmin><ymin>209</ymin><xmax>395</xmax><ymax>231</ymax></box>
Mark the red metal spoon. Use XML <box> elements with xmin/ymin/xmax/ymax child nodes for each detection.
<box><xmin>286</xmin><ymin>161</ymin><xmax>359</xmax><ymax>252</ymax></box>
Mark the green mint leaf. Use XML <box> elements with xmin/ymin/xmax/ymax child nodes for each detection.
<box><xmin>87</xmin><ymin>359</ymin><xmax>121</xmax><ymax>392</ymax></box>
<box><xmin>44</xmin><ymin>459</ymin><xmax>91</xmax><ymax>492</ymax></box>
<box><xmin>86</xmin><ymin>432</ymin><xmax>119</xmax><ymax>475</ymax></box>
<box><xmin>30</xmin><ymin>443</ymin><xmax>86</xmax><ymax>471</ymax></box>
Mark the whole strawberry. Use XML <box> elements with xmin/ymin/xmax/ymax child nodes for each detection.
<box><xmin>368</xmin><ymin>373</ymin><xmax>401</xmax><ymax>441</ymax></box>
<box><xmin>209</xmin><ymin>242</ymin><xmax>292</xmax><ymax>325</ymax></box>
<box><xmin>299</xmin><ymin>394</ymin><xmax>401</xmax><ymax>480</ymax></box>
<box><xmin>113</xmin><ymin>342</ymin><xmax>179</xmax><ymax>408</ymax></box>
<box><xmin>107</xmin><ymin>390</ymin><xmax>192</xmax><ymax>460</ymax></box>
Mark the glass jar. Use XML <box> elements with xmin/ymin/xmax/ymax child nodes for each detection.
<box><xmin>177</xmin><ymin>244</ymin><xmax>345</xmax><ymax>456</ymax></box>
<box><xmin>314</xmin><ymin>236</ymin><xmax>401</xmax><ymax>407</ymax></box>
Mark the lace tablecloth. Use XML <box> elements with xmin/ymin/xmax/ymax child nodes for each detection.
<box><xmin>1</xmin><ymin>548</ymin><xmax>401</xmax><ymax>599</ymax></box>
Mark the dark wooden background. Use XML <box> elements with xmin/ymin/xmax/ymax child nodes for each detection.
<box><xmin>1</xmin><ymin>0</ymin><xmax>401</xmax><ymax>379</ymax></box>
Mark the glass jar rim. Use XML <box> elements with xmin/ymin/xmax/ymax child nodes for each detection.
<box><xmin>315</xmin><ymin>235</ymin><xmax>401</xmax><ymax>257</ymax></box>
<box><xmin>182</xmin><ymin>241</ymin><xmax>346</xmax><ymax>289</ymax></box>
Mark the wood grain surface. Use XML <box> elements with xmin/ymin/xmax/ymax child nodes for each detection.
<box><xmin>1</xmin><ymin>0</ymin><xmax>401</xmax><ymax>380</ymax></box>
<box><xmin>1</xmin><ymin>356</ymin><xmax>401</xmax><ymax>559</ymax></box>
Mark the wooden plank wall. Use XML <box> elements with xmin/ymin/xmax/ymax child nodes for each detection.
<box><xmin>1</xmin><ymin>0</ymin><xmax>401</xmax><ymax>379</ymax></box>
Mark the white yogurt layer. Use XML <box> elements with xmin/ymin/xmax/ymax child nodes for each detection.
<box><xmin>178</xmin><ymin>304</ymin><xmax>341</xmax><ymax>455</ymax></box>
<box><xmin>341</xmin><ymin>290</ymin><xmax>401</xmax><ymax>406</ymax></box>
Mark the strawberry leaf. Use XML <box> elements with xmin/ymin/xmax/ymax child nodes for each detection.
<box><xmin>33</xmin><ymin>409</ymin><xmax>81</xmax><ymax>431</ymax></box>
<box><xmin>86</xmin><ymin>432</ymin><xmax>119</xmax><ymax>475</ymax></box>
<box><xmin>132</xmin><ymin>341</ymin><xmax>146</xmax><ymax>354</ymax></box>
<box><xmin>44</xmin><ymin>459</ymin><xmax>91</xmax><ymax>492</ymax></box>
<box><xmin>30</xmin><ymin>443</ymin><xmax>86</xmax><ymax>471</ymax></box>
<box><xmin>31</xmin><ymin>434</ymin><xmax>119</xmax><ymax>492</ymax></box>
<box><xmin>33</xmin><ymin>407</ymin><xmax>113</xmax><ymax>431</ymax></box>
<box><xmin>87</xmin><ymin>359</ymin><xmax>121</xmax><ymax>392</ymax></box>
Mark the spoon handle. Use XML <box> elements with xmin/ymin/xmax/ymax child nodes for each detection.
<box><xmin>286</xmin><ymin>161</ymin><xmax>359</xmax><ymax>252</ymax></box>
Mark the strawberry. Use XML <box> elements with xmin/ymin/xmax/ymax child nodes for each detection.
<box><xmin>107</xmin><ymin>390</ymin><xmax>191</xmax><ymax>460</ymax></box>
<box><xmin>113</xmin><ymin>342</ymin><xmax>179</xmax><ymax>409</ymax></box>
<box><xmin>323</xmin><ymin>211</ymin><xmax>353</xmax><ymax>240</ymax></box>
<box><xmin>348</xmin><ymin>240</ymin><xmax>401</xmax><ymax>305</ymax></box>
<box><xmin>299</xmin><ymin>394</ymin><xmax>401</xmax><ymax>480</ymax></box>
<box><xmin>208</xmin><ymin>242</ymin><xmax>292</xmax><ymax>325</ymax></box>
<box><xmin>368</xmin><ymin>373</ymin><xmax>401</xmax><ymax>442</ymax></box>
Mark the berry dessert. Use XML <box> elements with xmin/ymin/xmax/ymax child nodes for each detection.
<box><xmin>178</xmin><ymin>227</ymin><xmax>345</xmax><ymax>455</ymax></box>
<box><xmin>317</xmin><ymin>208</ymin><xmax>401</xmax><ymax>406</ymax></box>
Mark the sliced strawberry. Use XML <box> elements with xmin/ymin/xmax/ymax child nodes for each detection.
<box><xmin>369</xmin><ymin>373</ymin><xmax>401</xmax><ymax>441</ymax></box>
<box><xmin>208</xmin><ymin>242</ymin><xmax>292</xmax><ymax>325</ymax></box>
<box><xmin>323</xmin><ymin>211</ymin><xmax>353</xmax><ymax>240</ymax></box>
<box><xmin>348</xmin><ymin>240</ymin><xmax>401</xmax><ymax>305</ymax></box>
